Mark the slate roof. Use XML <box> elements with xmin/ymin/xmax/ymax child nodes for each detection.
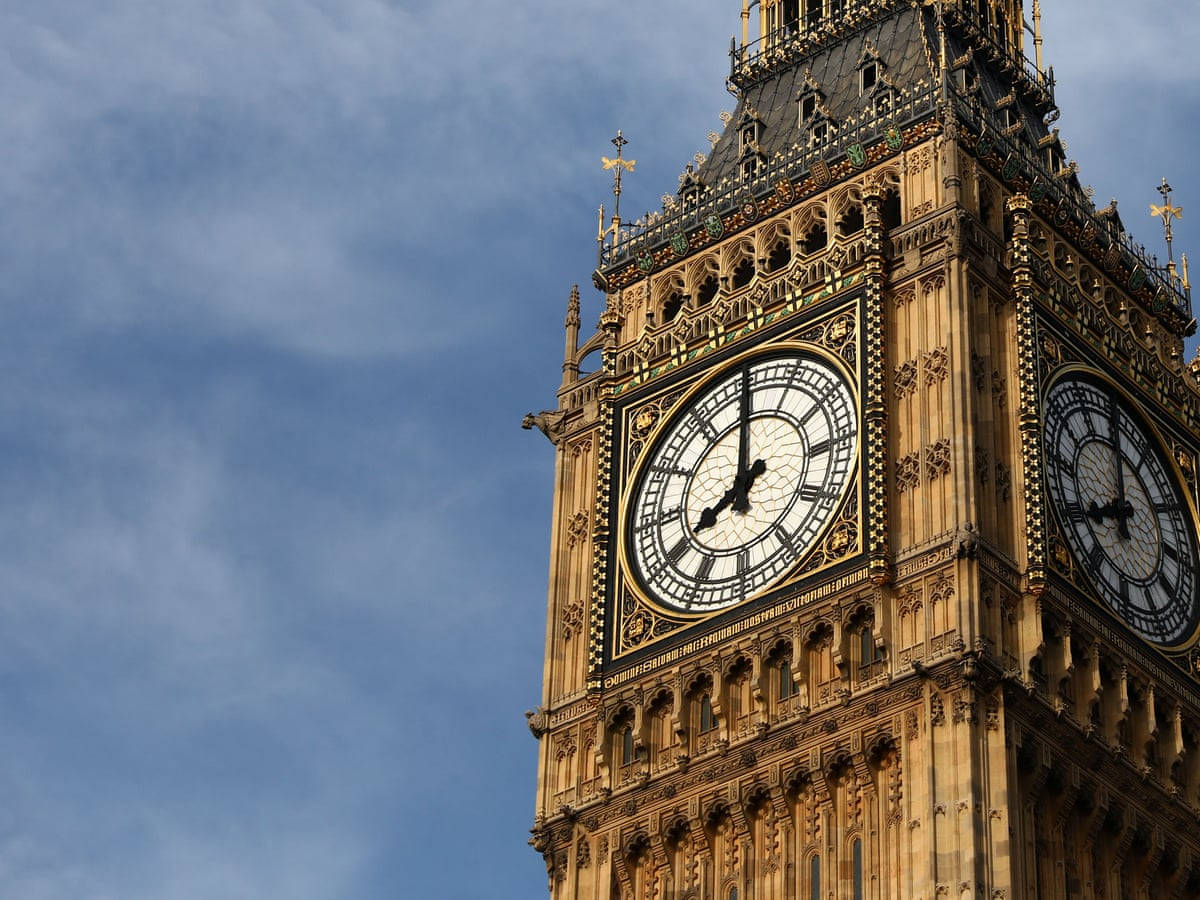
<box><xmin>696</xmin><ymin>5</ymin><xmax>937</xmax><ymax>190</ymax></box>
<box><xmin>693</xmin><ymin>4</ymin><xmax>1067</xmax><ymax>202</ymax></box>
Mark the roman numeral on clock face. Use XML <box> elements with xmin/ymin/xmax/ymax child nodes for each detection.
<box><xmin>1044</xmin><ymin>374</ymin><xmax>1200</xmax><ymax>647</ymax></box>
<box><xmin>1063</xmin><ymin>501</ymin><xmax>1085</xmax><ymax>523</ymax></box>
<box><xmin>798</xmin><ymin>484</ymin><xmax>825</xmax><ymax>502</ymax></box>
<box><xmin>628</xmin><ymin>352</ymin><xmax>859</xmax><ymax>613</ymax></box>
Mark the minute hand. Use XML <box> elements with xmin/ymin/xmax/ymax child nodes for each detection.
<box><xmin>732</xmin><ymin>366</ymin><xmax>752</xmax><ymax>513</ymax></box>
<box><xmin>1110</xmin><ymin>398</ymin><xmax>1131</xmax><ymax>540</ymax></box>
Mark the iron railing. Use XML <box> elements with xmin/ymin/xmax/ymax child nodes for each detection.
<box><xmin>599</xmin><ymin>81</ymin><xmax>941</xmax><ymax>271</ymax></box>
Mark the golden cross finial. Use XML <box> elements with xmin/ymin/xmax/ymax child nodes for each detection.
<box><xmin>598</xmin><ymin>131</ymin><xmax>636</xmax><ymax>261</ymax></box>
<box><xmin>1151</xmin><ymin>177</ymin><xmax>1184</xmax><ymax>275</ymax></box>
<box><xmin>601</xmin><ymin>131</ymin><xmax>636</xmax><ymax>203</ymax></box>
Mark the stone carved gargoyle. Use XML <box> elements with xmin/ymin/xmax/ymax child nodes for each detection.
<box><xmin>522</xmin><ymin>409</ymin><xmax>568</xmax><ymax>443</ymax></box>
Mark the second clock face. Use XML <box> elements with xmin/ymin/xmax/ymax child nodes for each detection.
<box><xmin>625</xmin><ymin>351</ymin><xmax>858</xmax><ymax>613</ymax></box>
<box><xmin>1044</xmin><ymin>374</ymin><xmax>1200</xmax><ymax>646</ymax></box>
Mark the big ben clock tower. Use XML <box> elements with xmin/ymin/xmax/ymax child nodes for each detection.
<box><xmin>526</xmin><ymin>2</ymin><xmax>1200</xmax><ymax>897</ymax></box>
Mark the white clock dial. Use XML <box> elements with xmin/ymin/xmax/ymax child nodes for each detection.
<box><xmin>1044</xmin><ymin>374</ymin><xmax>1200</xmax><ymax>646</ymax></box>
<box><xmin>626</xmin><ymin>352</ymin><xmax>858</xmax><ymax>612</ymax></box>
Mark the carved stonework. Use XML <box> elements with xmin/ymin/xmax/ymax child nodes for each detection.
<box><xmin>930</xmin><ymin>694</ymin><xmax>946</xmax><ymax>727</ymax></box>
<box><xmin>971</xmin><ymin>351</ymin><xmax>987</xmax><ymax>391</ymax></box>
<box><xmin>975</xmin><ymin>447</ymin><xmax>989</xmax><ymax>484</ymax></box>
<box><xmin>533</xmin><ymin>19</ymin><xmax>1200</xmax><ymax>899</ymax></box>
<box><xmin>995</xmin><ymin>462</ymin><xmax>1012</xmax><ymax>502</ymax></box>
<box><xmin>567</xmin><ymin>510</ymin><xmax>590</xmax><ymax>549</ymax></box>
<box><xmin>894</xmin><ymin>359</ymin><xmax>918</xmax><ymax>398</ymax></box>
<box><xmin>896</xmin><ymin>452</ymin><xmax>921</xmax><ymax>492</ymax></box>
<box><xmin>922</xmin><ymin>347</ymin><xmax>949</xmax><ymax>385</ymax></box>
<box><xmin>925</xmin><ymin>439</ymin><xmax>952</xmax><ymax>481</ymax></box>
<box><xmin>563</xmin><ymin>600</ymin><xmax>585</xmax><ymax>639</ymax></box>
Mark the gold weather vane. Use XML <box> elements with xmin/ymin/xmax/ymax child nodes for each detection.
<box><xmin>598</xmin><ymin>131</ymin><xmax>636</xmax><ymax>260</ymax></box>
<box><xmin>1151</xmin><ymin>177</ymin><xmax>1189</xmax><ymax>290</ymax></box>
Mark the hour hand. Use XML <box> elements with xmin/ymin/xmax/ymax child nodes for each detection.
<box><xmin>1087</xmin><ymin>497</ymin><xmax>1135</xmax><ymax>537</ymax></box>
<box><xmin>696</xmin><ymin>485</ymin><xmax>738</xmax><ymax>532</ymax></box>
<box><xmin>731</xmin><ymin>459</ymin><xmax>767</xmax><ymax>514</ymax></box>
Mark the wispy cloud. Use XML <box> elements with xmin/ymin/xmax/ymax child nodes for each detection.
<box><xmin>0</xmin><ymin>1</ymin><xmax>1194</xmax><ymax>897</ymax></box>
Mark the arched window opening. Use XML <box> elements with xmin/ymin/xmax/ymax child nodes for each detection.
<box><xmin>803</xmin><ymin>223</ymin><xmax>828</xmax><ymax>255</ymax></box>
<box><xmin>781</xmin><ymin>0</ymin><xmax>799</xmax><ymax>33</ymax></box>
<box><xmin>809</xmin><ymin>855</ymin><xmax>821</xmax><ymax>900</ymax></box>
<box><xmin>852</xmin><ymin>839</ymin><xmax>864</xmax><ymax>900</ymax></box>
<box><xmin>1028</xmin><ymin>654</ymin><xmax>1047</xmax><ymax>695</ymax></box>
<box><xmin>882</xmin><ymin>191</ymin><xmax>902</xmax><ymax>230</ymax></box>
<box><xmin>979</xmin><ymin>185</ymin><xmax>995</xmax><ymax>228</ymax></box>
<box><xmin>860</xmin><ymin>63</ymin><xmax>878</xmax><ymax>94</ymax></box>
<box><xmin>807</xmin><ymin>623</ymin><xmax>836</xmax><ymax>706</ymax></box>
<box><xmin>731</xmin><ymin>256</ymin><xmax>755</xmax><ymax>290</ymax></box>
<box><xmin>662</xmin><ymin>291</ymin><xmax>684</xmax><ymax>324</ymax></box>
<box><xmin>621</xmin><ymin>725</ymin><xmax>635</xmax><ymax>767</ymax></box>
<box><xmin>779</xmin><ymin>660</ymin><xmax>796</xmax><ymax>700</ymax></box>
<box><xmin>799</xmin><ymin>93</ymin><xmax>818</xmax><ymax>125</ymax></box>
<box><xmin>766</xmin><ymin>238</ymin><xmax>791</xmax><ymax>273</ymax></box>
<box><xmin>804</xmin><ymin>0</ymin><xmax>821</xmax><ymax>30</ymax></box>
<box><xmin>837</xmin><ymin>205</ymin><xmax>865</xmax><ymax>236</ymax></box>
<box><xmin>860</xmin><ymin>627</ymin><xmax>875</xmax><ymax>670</ymax></box>
<box><xmin>700</xmin><ymin>694</ymin><xmax>717</xmax><ymax>734</ymax></box>
<box><xmin>695</xmin><ymin>274</ymin><xmax>718</xmax><ymax>307</ymax></box>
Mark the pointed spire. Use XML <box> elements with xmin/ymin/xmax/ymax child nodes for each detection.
<box><xmin>566</xmin><ymin>284</ymin><xmax>581</xmax><ymax>329</ymax></box>
<box><xmin>1031</xmin><ymin>0</ymin><xmax>1044</xmax><ymax>73</ymax></box>
<box><xmin>562</xmin><ymin>285</ymin><xmax>581</xmax><ymax>388</ymax></box>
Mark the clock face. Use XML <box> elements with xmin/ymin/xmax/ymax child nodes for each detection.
<box><xmin>1043</xmin><ymin>374</ymin><xmax>1200</xmax><ymax>646</ymax></box>
<box><xmin>625</xmin><ymin>351</ymin><xmax>858</xmax><ymax>613</ymax></box>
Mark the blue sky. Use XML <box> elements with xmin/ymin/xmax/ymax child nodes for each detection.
<box><xmin>0</xmin><ymin>2</ymin><xmax>1197</xmax><ymax>898</ymax></box>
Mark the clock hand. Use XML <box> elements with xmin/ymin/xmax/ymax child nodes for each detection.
<box><xmin>696</xmin><ymin>483</ymin><xmax>739</xmax><ymax>532</ymax></box>
<box><xmin>1109</xmin><ymin>395</ymin><xmax>1132</xmax><ymax>540</ymax></box>
<box><xmin>741</xmin><ymin>458</ymin><xmax>767</xmax><ymax>495</ymax></box>
<box><xmin>732</xmin><ymin>366</ymin><xmax>752</xmax><ymax>513</ymax></box>
<box><xmin>695</xmin><ymin>460</ymin><xmax>768</xmax><ymax>532</ymax></box>
<box><xmin>1086</xmin><ymin>499</ymin><xmax>1136</xmax><ymax>534</ymax></box>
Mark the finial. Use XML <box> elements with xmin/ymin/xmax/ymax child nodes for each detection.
<box><xmin>566</xmin><ymin>284</ymin><xmax>581</xmax><ymax>328</ymax></box>
<box><xmin>601</xmin><ymin>131</ymin><xmax>636</xmax><ymax>222</ymax></box>
<box><xmin>1031</xmin><ymin>0</ymin><xmax>1044</xmax><ymax>74</ymax></box>
<box><xmin>563</xmin><ymin>285</ymin><xmax>581</xmax><ymax>387</ymax></box>
<box><xmin>599</xmin><ymin>131</ymin><xmax>636</xmax><ymax>262</ymax></box>
<box><xmin>1150</xmin><ymin>177</ymin><xmax>1184</xmax><ymax>281</ymax></box>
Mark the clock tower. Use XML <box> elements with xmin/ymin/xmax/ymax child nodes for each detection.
<box><xmin>526</xmin><ymin>2</ymin><xmax>1200</xmax><ymax>898</ymax></box>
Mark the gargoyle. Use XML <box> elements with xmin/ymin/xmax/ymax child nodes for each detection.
<box><xmin>525</xmin><ymin>707</ymin><xmax>549</xmax><ymax>738</ymax></box>
<box><xmin>522</xmin><ymin>409</ymin><xmax>568</xmax><ymax>443</ymax></box>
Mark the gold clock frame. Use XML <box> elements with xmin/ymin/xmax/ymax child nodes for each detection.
<box><xmin>608</xmin><ymin>329</ymin><xmax>865</xmax><ymax>662</ymax></box>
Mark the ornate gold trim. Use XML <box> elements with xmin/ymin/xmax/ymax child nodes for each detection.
<box><xmin>607</xmin><ymin>330</ymin><xmax>865</xmax><ymax>664</ymax></box>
